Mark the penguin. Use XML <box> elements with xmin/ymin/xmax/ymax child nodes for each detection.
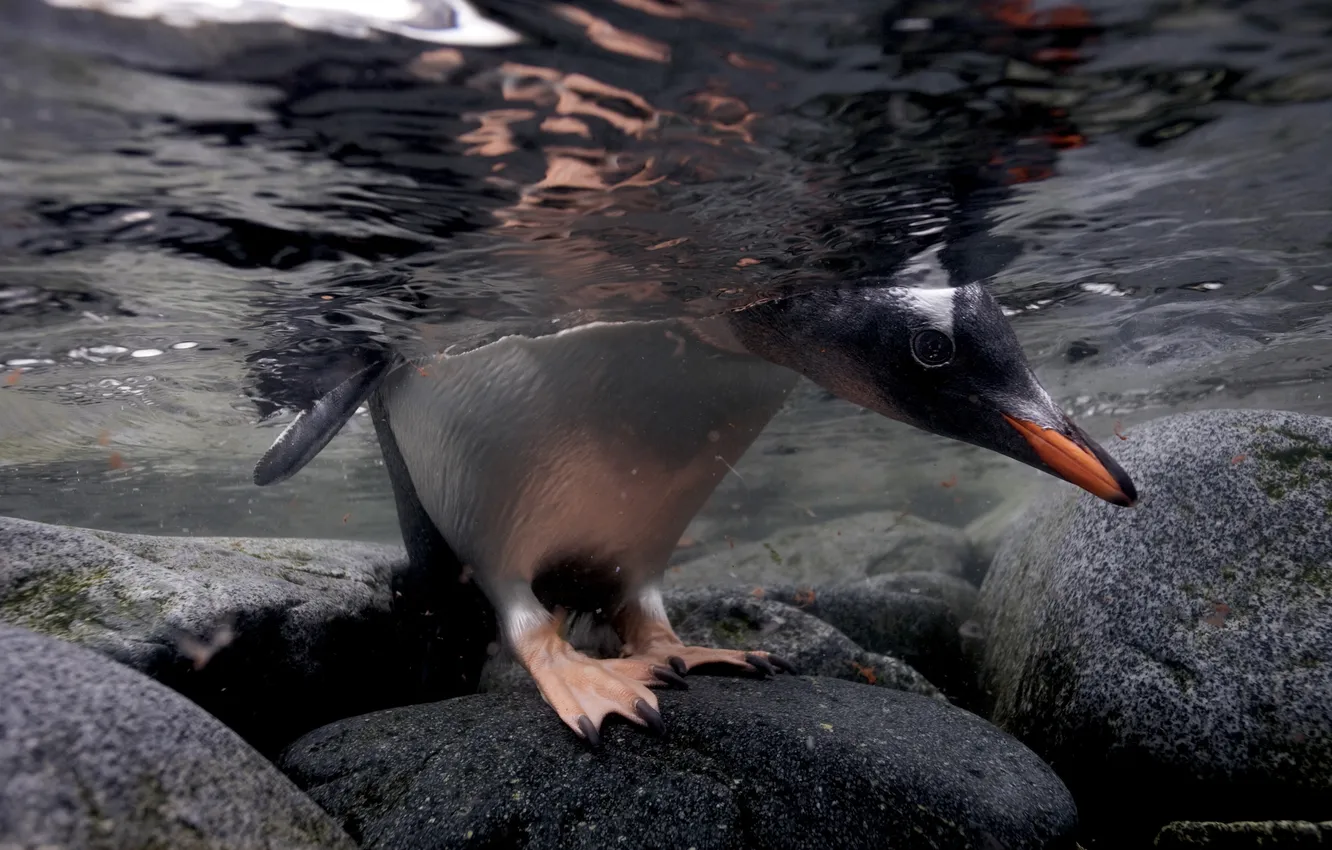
<box><xmin>253</xmin><ymin>270</ymin><xmax>1136</xmax><ymax>746</ymax></box>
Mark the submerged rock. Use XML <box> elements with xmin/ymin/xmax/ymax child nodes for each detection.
<box><xmin>0</xmin><ymin>516</ymin><xmax>491</xmax><ymax>754</ymax></box>
<box><xmin>1154</xmin><ymin>820</ymin><xmax>1332</xmax><ymax>848</ymax></box>
<box><xmin>666</xmin><ymin>509</ymin><xmax>978</xmax><ymax>587</ymax></box>
<box><xmin>979</xmin><ymin>409</ymin><xmax>1332</xmax><ymax>839</ymax></box>
<box><xmin>0</xmin><ymin>624</ymin><xmax>355</xmax><ymax>850</ymax></box>
<box><xmin>765</xmin><ymin>572</ymin><xmax>980</xmax><ymax>699</ymax></box>
<box><xmin>665</xmin><ymin>589</ymin><xmax>941</xmax><ymax>697</ymax></box>
<box><xmin>281</xmin><ymin>676</ymin><xmax>1077</xmax><ymax>850</ymax></box>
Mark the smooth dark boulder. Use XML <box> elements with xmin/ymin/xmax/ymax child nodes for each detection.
<box><xmin>0</xmin><ymin>515</ymin><xmax>490</xmax><ymax>754</ymax></box>
<box><xmin>979</xmin><ymin>410</ymin><xmax>1332</xmax><ymax>839</ymax></box>
<box><xmin>765</xmin><ymin>571</ymin><xmax>979</xmax><ymax>698</ymax></box>
<box><xmin>0</xmin><ymin>624</ymin><xmax>355</xmax><ymax>850</ymax></box>
<box><xmin>281</xmin><ymin>676</ymin><xmax>1078</xmax><ymax>850</ymax></box>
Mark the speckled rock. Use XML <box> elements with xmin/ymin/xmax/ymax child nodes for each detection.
<box><xmin>0</xmin><ymin>515</ymin><xmax>488</xmax><ymax>754</ymax></box>
<box><xmin>280</xmin><ymin>676</ymin><xmax>1078</xmax><ymax>850</ymax></box>
<box><xmin>665</xmin><ymin>509</ymin><xmax>979</xmax><ymax>587</ymax></box>
<box><xmin>978</xmin><ymin>409</ymin><xmax>1332</xmax><ymax>839</ymax></box>
<box><xmin>666</xmin><ymin>588</ymin><xmax>942</xmax><ymax>697</ymax></box>
<box><xmin>478</xmin><ymin>589</ymin><xmax>941</xmax><ymax>698</ymax></box>
<box><xmin>1154</xmin><ymin>820</ymin><xmax>1332</xmax><ymax>848</ymax></box>
<box><xmin>765</xmin><ymin>572</ymin><xmax>980</xmax><ymax>699</ymax></box>
<box><xmin>0</xmin><ymin>624</ymin><xmax>355</xmax><ymax>850</ymax></box>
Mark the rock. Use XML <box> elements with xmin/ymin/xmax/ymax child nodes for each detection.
<box><xmin>477</xmin><ymin>590</ymin><xmax>941</xmax><ymax>699</ymax></box>
<box><xmin>280</xmin><ymin>676</ymin><xmax>1078</xmax><ymax>850</ymax></box>
<box><xmin>0</xmin><ymin>515</ymin><xmax>491</xmax><ymax>754</ymax></box>
<box><xmin>0</xmin><ymin>624</ymin><xmax>355</xmax><ymax>850</ymax></box>
<box><xmin>665</xmin><ymin>589</ymin><xmax>942</xmax><ymax>697</ymax></box>
<box><xmin>1154</xmin><ymin>821</ymin><xmax>1332</xmax><ymax>848</ymax></box>
<box><xmin>978</xmin><ymin>409</ymin><xmax>1332</xmax><ymax>840</ymax></box>
<box><xmin>666</xmin><ymin>509</ymin><xmax>978</xmax><ymax>588</ymax></box>
<box><xmin>765</xmin><ymin>572</ymin><xmax>980</xmax><ymax>700</ymax></box>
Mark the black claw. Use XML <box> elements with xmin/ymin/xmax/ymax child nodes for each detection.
<box><xmin>652</xmin><ymin>665</ymin><xmax>689</xmax><ymax>689</ymax></box>
<box><xmin>769</xmin><ymin>654</ymin><xmax>796</xmax><ymax>674</ymax></box>
<box><xmin>577</xmin><ymin>714</ymin><xmax>602</xmax><ymax>749</ymax></box>
<box><xmin>635</xmin><ymin>700</ymin><xmax>665</xmax><ymax>736</ymax></box>
<box><xmin>668</xmin><ymin>655</ymin><xmax>688</xmax><ymax>677</ymax></box>
<box><xmin>746</xmin><ymin>653</ymin><xmax>776</xmax><ymax>676</ymax></box>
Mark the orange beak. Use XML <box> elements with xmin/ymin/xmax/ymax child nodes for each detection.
<box><xmin>1003</xmin><ymin>414</ymin><xmax>1136</xmax><ymax>506</ymax></box>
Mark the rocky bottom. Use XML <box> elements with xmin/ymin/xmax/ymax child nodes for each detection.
<box><xmin>2</xmin><ymin>408</ymin><xmax>1330</xmax><ymax>848</ymax></box>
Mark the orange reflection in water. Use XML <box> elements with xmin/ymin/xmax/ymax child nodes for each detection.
<box><xmin>552</xmin><ymin>4</ymin><xmax>671</xmax><ymax>63</ymax></box>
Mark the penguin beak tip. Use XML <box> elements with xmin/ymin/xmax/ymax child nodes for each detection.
<box><xmin>1002</xmin><ymin>413</ymin><xmax>1138</xmax><ymax>507</ymax></box>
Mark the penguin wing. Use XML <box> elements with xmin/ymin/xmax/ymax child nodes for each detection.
<box><xmin>252</xmin><ymin>356</ymin><xmax>394</xmax><ymax>486</ymax></box>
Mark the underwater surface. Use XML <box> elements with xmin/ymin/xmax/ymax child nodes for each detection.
<box><xmin>1</xmin><ymin>0</ymin><xmax>1329</xmax><ymax>544</ymax></box>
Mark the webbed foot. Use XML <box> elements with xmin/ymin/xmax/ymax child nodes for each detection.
<box><xmin>513</xmin><ymin>617</ymin><xmax>666</xmax><ymax>747</ymax></box>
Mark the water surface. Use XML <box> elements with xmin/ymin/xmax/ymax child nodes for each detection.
<box><xmin>1</xmin><ymin>0</ymin><xmax>1329</xmax><ymax>542</ymax></box>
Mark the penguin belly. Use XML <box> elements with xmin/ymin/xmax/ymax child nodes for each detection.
<box><xmin>377</xmin><ymin>318</ymin><xmax>798</xmax><ymax>610</ymax></box>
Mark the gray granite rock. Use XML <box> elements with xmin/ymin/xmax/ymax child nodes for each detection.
<box><xmin>765</xmin><ymin>572</ymin><xmax>980</xmax><ymax>700</ymax></box>
<box><xmin>978</xmin><ymin>409</ymin><xmax>1332</xmax><ymax>840</ymax></box>
<box><xmin>0</xmin><ymin>515</ymin><xmax>489</xmax><ymax>754</ymax></box>
<box><xmin>0</xmin><ymin>624</ymin><xmax>355</xmax><ymax>850</ymax></box>
<box><xmin>280</xmin><ymin>676</ymin><xmax>1078</xmax><ymax>850</ymax></box>
<box><xmin>1154</xmin><ymin>820</ymin><xmax>1332</xmax><ymax>848</ymax></box>
<box><xmin>666</xmin><ymin>509</ymin><xmax>978</xmax><ymax>587</ymax></box>
<box><xmin>477</xmin><ymin>590</ymin><xmax>942</xmax><ymax>699</ymax></box>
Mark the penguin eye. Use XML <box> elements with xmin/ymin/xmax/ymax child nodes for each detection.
<box><xmin>910</xmin><ymin>329</ymin><xmax>954</xmax><ymax>367</ymax></box>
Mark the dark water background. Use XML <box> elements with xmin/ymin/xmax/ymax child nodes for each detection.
<box><xmin>0</xmin><ymin>0</ymin><xmax>1329</xmax><ymax>544</ymax></box>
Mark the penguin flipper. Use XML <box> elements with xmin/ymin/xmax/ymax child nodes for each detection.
<box><xmin>252</xmin><ymin>357</ymin><xmax>393</xmax><ymax>486</ymax></box>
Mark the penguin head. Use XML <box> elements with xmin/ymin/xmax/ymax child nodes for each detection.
<box><xmin>731</xmin><ymin>280</ymin><xmax>1137</xmax><ymax>507</ymax></box>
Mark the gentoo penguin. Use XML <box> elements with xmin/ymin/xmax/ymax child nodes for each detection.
<box><xmin>253</xmin><ymin>273</ymin><xmax>1136</xmax><ymax>746</ymax></box>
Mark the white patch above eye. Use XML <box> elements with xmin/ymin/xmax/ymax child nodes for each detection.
<box><xmin>899</xmin><ymin>286</ymin><xmax>956</xmax><ymax>337</ymax></box>
<box><xmin>875</xmin><ymin>244</ymin><xmax>957</xmax><ymax>335</ymax></box>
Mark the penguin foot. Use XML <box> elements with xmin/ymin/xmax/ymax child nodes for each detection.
<box><xmin>648</xmin><ymin>645</ymin><xmax>795</xmax><ymax>677</ymax></box>
<box><xmin>513</xmin><ymin>622</ymin><xmax>665</xmax><ymax>746</ymax></box>
<box><xmin>615</xmin><ymin>600</ymin><xmax>797</xmax><ymax>678</ymax></box>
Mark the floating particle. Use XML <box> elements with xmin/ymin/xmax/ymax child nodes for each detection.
<box><xmin>97</xmin><ymin>429</ymin><xmax>111</xmax><ymax>446</ymax></box>
<box><xmin>850</xmin><ymin>661</ymin><xmax>877</xmax><ymax>685</ymax></box>
<box><xmin>3</xmin><ymin>371</ymin><xmax>18</xmax><ymax>386</ymax></box>
<box><xmin>1203</xmin><ymin>602</ymin><xmax>1231</xmax><ymax>628</ymax></box>
<box><xmin>647</xmin><ymin>237</ymin><xmax>689</xmax><ymax>251</ymax></box>
<box><xmin>1113</xmin><ymin>420</ymin><xmax>1128</xmax><ymax>441</ymax></box>
<box><xmin>108</xmin><ymin>452</ymin><xmax>125</xmax><ymax>470</ymax></box>
<box><xmin>173</xmin><ymin>617</ymin><xmax>236</xmax><ymax>670</ymax></box>
<box><xmin>940</xmin><ymin>474</ymin><xmax>958</xmax><ymax>488</ymax></box>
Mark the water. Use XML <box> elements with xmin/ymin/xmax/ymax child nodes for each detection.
<box><xmin>1</xmin><ymin>0</ymin><xmax>1330</xmax><ymax>547</ymax></box>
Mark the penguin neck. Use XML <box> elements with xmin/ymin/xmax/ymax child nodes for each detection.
<box><xmin>723</xmin><ymin>290</ymin><xmax>894</xmax><ymax>418</ymax></box>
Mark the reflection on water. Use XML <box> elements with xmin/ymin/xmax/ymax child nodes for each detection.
<box><xmin>0</xmin><ymin>0</ymin><xmax>1330</xmax><ymax>542</ymax></box>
